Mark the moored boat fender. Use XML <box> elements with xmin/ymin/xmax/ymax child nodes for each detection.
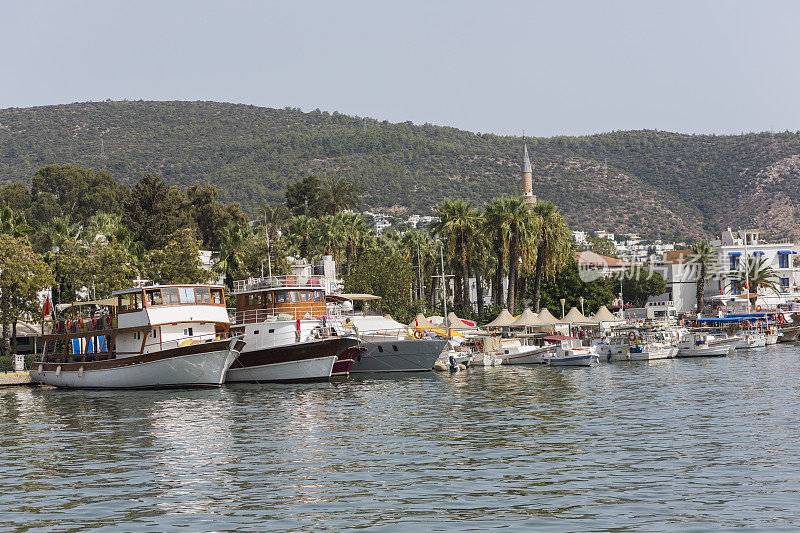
<box><xmin>105</xmin><ymin>315</ymin><xmax>113</xmax><ymax>327</ymax></box>
<box><xmin>413</xmin><ymin>330</ymin><xmax>423</xmax><ymax>339</ymax></box>
<box><xmin>448</xmin><ymin>354</ymin><xmax>458</xmax><ymax>372</ymax></box>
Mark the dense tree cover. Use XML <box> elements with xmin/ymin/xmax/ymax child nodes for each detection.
<box><xmin>0</xmin><ymin>163</ymin><xmax>670</xmax><ymax>334</ymax></box>
<box><xmin>0</xmin><ymin>236</ymin><xmax>54</xmax><ymax>357</ymax></box>
<box><xmin>4</xmin><ymin>102</ymin><xmax>800</xmax><ymax>241</ymax></box>
<box><xmin>619</xmin><ymin>269</ymin><xmax>668</xmax><ymax>307</ymax></box>
<box><xmin>525</xmin><ymin>257</ymin><xmax>617</xmax><ymax>317</ymax></box>
<box><xmin>342</xmin><ymin>250</ymin><xmax>417</xmax><ymax>323</ymax></box>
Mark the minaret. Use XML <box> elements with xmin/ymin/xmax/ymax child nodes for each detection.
<box><xmin>521</xmin><ymin>142</ymin><xmax>536</xmax><ymax>205</ymax></box>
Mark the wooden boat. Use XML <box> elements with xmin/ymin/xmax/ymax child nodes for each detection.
<box><xmin>228</xmin><ymin>276</ymin><xmax>358</xmax><ymax>382</ymax></box>
<box><xmin>32</xmin><ymin>285</ymin><xmax>243</xmax><ymax>389</ymax></box>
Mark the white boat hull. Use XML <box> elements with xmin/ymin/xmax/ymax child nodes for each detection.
<box><xmin>32</xmin><ymin>343</ymin><xmax>240</xmax><ymax>389</ymax></box>
<box><xmin>765</xmin><ymin>334</ymin><xmax>779</xmax><ymax>345</ymax></box>
<box><xmin>226</xmin><ymin>355</ymin><xmax>336</xmax><ymax>383</ymax></box>
<box><xmin>735</xmin><ymin>336</ymin><xmax>767</xmax><ymax>349</ymax></box>
<box><xmin>548</xmin><ymin>354</ymin><xmax>598</xmax><ymax>366</ymax></box>
<box><xmin>677</xmin><ymin>345</ymin><xmax>732</xmax><ymax>357</ymax></box>
<box><xmin>499</xmin><ymin>345</ymin><xmax>554</xmax><ymax>365</ymax></box>
<box><xmin>472</xmin><ymin>353</ymin><xmax>501</xmax><ymax>366</ymax></box>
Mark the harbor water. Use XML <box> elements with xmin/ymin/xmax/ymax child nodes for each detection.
<box><xmin>2</xmin><ymin>345</ymin><xmax>800</xmax><ymax>531</ymax></box>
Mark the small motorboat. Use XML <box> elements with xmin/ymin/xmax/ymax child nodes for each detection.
<box><xmin>677</xmin><ymin>332</ymin><xmax>735</xmax><ymax>357</ymax></box>
<box><xmin>497</xmin><ymin>344</ymin><xmax>554</xmax><ymax>365</ymax></box>
<box><xmin>543</xmin><ymin>335</ymin><xmax>598</xmax><ymax>366</ymax></box>
<box><xmin>596</xmin><ymin>330</ymin><xmax>676</xmax><ymax>362</ymax></box>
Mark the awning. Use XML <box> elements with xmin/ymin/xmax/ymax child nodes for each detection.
<box><xmin>337</xmin><ymin>293</ymin><xmax>382</xmax><ymax>301</ymax></box>
<box><xmin>753</xmin><ymin>251</ymin><xmax>764</xmax><ymax>256</ymax></box>
<box><xmin>729</xmin><ymin>252</ymin><xmax>741</xmax><ymax>257</ymax></box>
<box><xmin>777</xmin><ymin>250</ymin><xmax>796</xmax><ymax>255</ymax></box>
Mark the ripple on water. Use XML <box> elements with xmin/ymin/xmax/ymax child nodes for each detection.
<box><xmin>2</xmin><ymin>345</ymin><xmax>800</xmax><ymax>530</ymax></box>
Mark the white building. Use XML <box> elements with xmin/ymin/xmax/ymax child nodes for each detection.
<box><xmin>572</xmin><ymin>230</ymin><xmax>587</xmax><ymax>246</ymax></box>
<box><xmin>708</xmin><ymin>228</ymin><xmax>800</xmax><ymax>309</ymax></box>
<box><xmin>373</xmin><ymin>214</ymin><xmax>391</xmax><ymax>234</ymax></box>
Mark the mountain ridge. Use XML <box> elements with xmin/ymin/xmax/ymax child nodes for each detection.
<box><xmin>2</xmin><ymin>100</ymin><xmax>799</xmax><ymax>241</ymax></box>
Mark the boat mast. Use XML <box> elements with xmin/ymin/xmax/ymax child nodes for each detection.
<box><xmin>742</xmin><ymin>229</ymin><xmax>750</xmax><ymax>314</ymax></box>
<box><xmin>439</xmin><ymin>241</ymin><xmax>451</xmax><ymax>340</ymax></box>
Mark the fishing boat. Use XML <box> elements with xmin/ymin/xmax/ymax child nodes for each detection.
<box><xmin>735</xmin><ymin>330</ymin><xmax>767</xmax><ymax>349</ymax></box>
<box><xmin>543</xmin><ymin>335</ymin><xmax>599</xmax><ymax>366</ymax></box>
<box><xmin>497</xmin><ymin>344</ymin><xmax>554</xmax><ymax>365</ymax></box>
<box><xmin>676</xmin><ymin>332</ymin><xmax>736</xmax><ymax>357</ymax></box>
<box><xmin>32</xmin><ymin>285</ymin><xmax>243</xmax><ymax>389</ymax></box>
<box><xmin>596</xmin><ymin>330</ymin><xmax>677</xmax><ymax>362</ymax></box>
<box><xmin>228</xmin><ymin>276</ymin><xmax>358</xmax><ymax>382</ymax></box>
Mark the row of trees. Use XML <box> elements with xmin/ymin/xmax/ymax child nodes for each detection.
<box><xmin>0</xmin><ymin>163</ymin><xmax>672</xmax><ymax>359</ymax></box>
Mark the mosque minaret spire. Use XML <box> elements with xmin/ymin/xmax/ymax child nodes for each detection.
<box><xmin>521</xmin><ymin>138</ymin><xmax>536</xmax><ymax>205</ymax></box>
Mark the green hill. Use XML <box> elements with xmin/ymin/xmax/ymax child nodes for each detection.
<box><xmin>2</xmin><ymin>100</ymin><xmax>800</xmax><ymax>240</ymax></box>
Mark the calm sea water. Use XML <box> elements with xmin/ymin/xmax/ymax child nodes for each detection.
<box><xmin>2</xmin><ymin>345</ymin><xmax>800</xmax><ymax>532</ymax></box>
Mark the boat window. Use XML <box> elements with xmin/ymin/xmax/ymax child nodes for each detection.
<box><xmin>145</xmin><ymin>289</ymin><xmax>163</xmax><ymax>306</ymax></box>
<box><xmin>274</xmin><ymin>291</ymin><xmax>289</xmax><ymax>303</ymax></box>
<box><xmin>195</xmin><ymin>288</ymin><xmax>211</xmax><ymax>304</ymax></box>
<box><xmin>264</xmin><ymin>292</ymin><xmax>274</xmax><ymax>305</ymax></box>
<box><xmin>162</xmin><ymin>288</ymin><xmax>180</xmax><ymax>306</ymax></box>
<box><xmin>210</xmin><ymin>288</ymin><xmax>224</xmax><ymax>305</ymax></box>
<box><xmin>178</xmin><ymin>287</ymin><xmax>196</xmax><ymax>304</ymax></box>
<box><xmin>118</xmin><ymin>292</ymin><xmax>143</xmax><ymax>312</ymax></box>
<box><xmin>289</xmin><ymin>291</ymin><xmax>300</xmax><ymax>303</ymax></box>
<box><xmin>300</xmin><ymin>291</ymin><xmax>312</xmax><ymax>302</ymax></box>
<box><xmin>313</xmin><ymin>290</ymin><xmax>323</xmax><ymax>302</ymax></box>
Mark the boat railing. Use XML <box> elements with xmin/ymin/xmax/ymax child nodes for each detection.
<box><xmin>229</xmin><ymin>306</ymin><xmax>329</xmax><ymax>324</ymax></box>
<box><xmin>233</xmin><ymin>275</ymin><xmax>327</xmax><ymax>293</ymax></box>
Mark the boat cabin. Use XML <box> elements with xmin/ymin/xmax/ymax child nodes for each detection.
<box><xmin>233</xmin><ymin>276</ymin><xmax>327</xmax><ymax>323</ymax></box>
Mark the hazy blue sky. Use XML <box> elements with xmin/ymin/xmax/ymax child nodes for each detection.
<box><xmin>2</xmin><ymin>0</ymin><xmax>799</xmax><ymax>137</ymax></box>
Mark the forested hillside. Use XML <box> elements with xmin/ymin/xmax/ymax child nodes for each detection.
<box><xmin>2</xmin><ymin>100</ymin><xmax>800</xmax><ymax>240</ymax></box>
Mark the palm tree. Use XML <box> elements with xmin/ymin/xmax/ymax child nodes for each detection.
<box><xmin>0</xmin><ymin>207</ymin><xmax>32</xmax><ymax>238</ymax></box>
<box><xmin>213</xmin><ymin>222</ymin><xmax>250</xmax><ymax>289</ymax></box>
<box><xmin>742</xmin><ymin>255</ymin><xmax>782</xmax><ymax>306</ymax></box>
<box><xmin>336</xmin><ymin>212</ymin><xmax>371</xmax><ymax>275</ymax></box>
<box><xmin>315</xmin><ymin>176</ymin><xmax>362</xmax><ymax>215</ymax></box>
<box><xmin>431</xmin><ymin>199</ymin><xmax>482</xmax><ymax>311</ymax></box>
<box><xmin>286</xmin><ymin>215</ymin><xmax>314</xmax><ymax>260</ymax></box>
<box><xmin>530</xmin><ymin>201</ymin><xmax>571</xmax><ymax>312</ymax></box>
<box><xmin>484</xmin><ymin>197</ymin><xmax>514</xmax><ymax>308</ymax></box>
<box><xmin>86</xmin><ymin>212</ymin><xmax>130</xmax><ymax>245</ymax></box>
<box><xmin>311</xmin><ymin>214</ymin><xmax>346</xmax><ymax>264</ymax></box>
<box><xmin>505</xmin><ymin>198</ymin><xmax>539</xmax><ymax>312</ymax></box>
<box><xmin>690</xmin><ymin>240</ymin><xmax>715</xmax><ymax>315</ymax></box>
<box><xmin>260</xmin><ymin>204</ymin><xmax>291</xmax><ymax>241</ymax></box>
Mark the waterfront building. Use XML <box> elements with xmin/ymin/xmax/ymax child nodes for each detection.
<box><xmin>707</xmin><ymin>228</ymin><xmax>800</xmax><ymax>309</ymax></box>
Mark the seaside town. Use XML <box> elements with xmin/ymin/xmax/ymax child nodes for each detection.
<box><xmin>5</xmin><ymin>2</ymin><xmax>800</xmax><ymax>531</ymax></box>
<box><xmin>2</xmin><ymin>142</ymin><xmax>798</xmax><ymax>387</ymax></box>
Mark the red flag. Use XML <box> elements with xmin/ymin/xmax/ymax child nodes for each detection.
<box><xmin>42</xmin><ymin>296</ymin><xmax>53</xmax><ymax>320</ymax></box>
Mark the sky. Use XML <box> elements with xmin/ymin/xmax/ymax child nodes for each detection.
<box><xmin>2</xmin><ymin>0</ymin><xmax>799</xmax><ymax>137</ymax></box>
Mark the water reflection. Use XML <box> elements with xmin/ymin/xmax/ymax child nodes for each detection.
<box><xmin>2</xmin><ymin>346</ymin><xmax>800</xmax><ymax>530</ymax></box>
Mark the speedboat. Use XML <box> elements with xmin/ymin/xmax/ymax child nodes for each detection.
<box><xmin>32</xmin><ymin>285</ymin><xmax>243</xmax><ymax>389</ymax></box>
<box><xmin>677</xmin><ymin>332</ymin><xmax>735</xmax><ymax>357</ymax></box>
<box><xmin>543</xmin><ymin>335</ymin><xmax>598</xmax><ymax>366</ymax></box>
